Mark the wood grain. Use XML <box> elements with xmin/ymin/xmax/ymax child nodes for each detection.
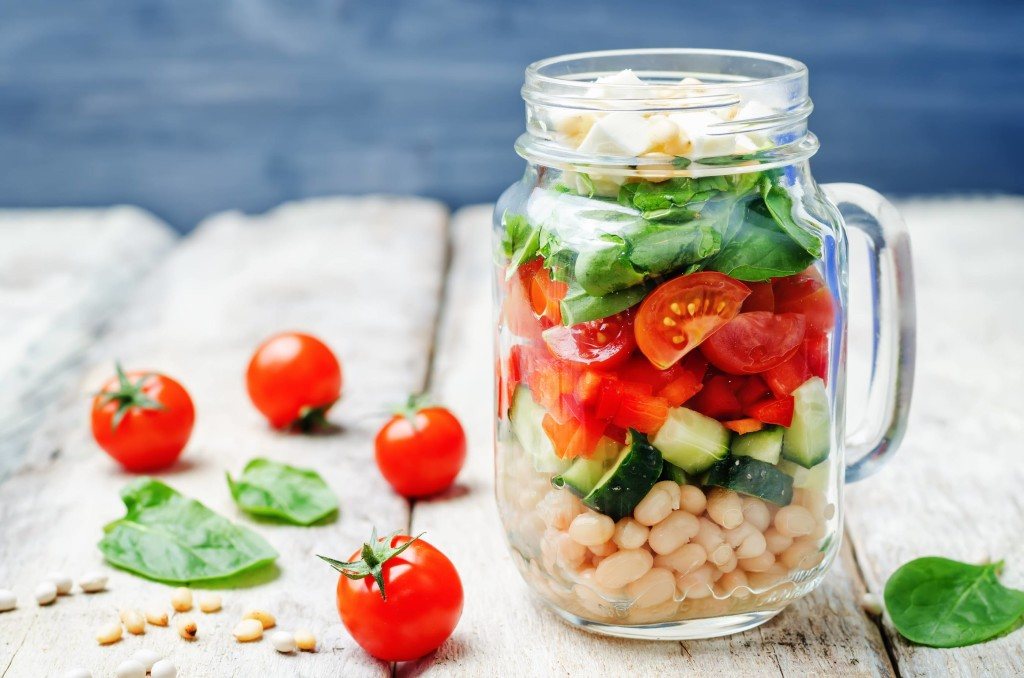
<box><xmin>845</xmin><ymin>196</ymin><xmax>1024</xmax><ymax>678</ymax></box>
<box><xmin>0</xmin><ymin>206</ymin><xmax>175</xmax><ymax>479</ymax></box>
<box><xmin>405</xmin><ymin>205</ymin><xmax>894</xmax><ymax>677</ymax></box>
<box><xmin>0</xmin><ymin>197</ymin><xmax>448</xmax><ymax>677</ymax></box>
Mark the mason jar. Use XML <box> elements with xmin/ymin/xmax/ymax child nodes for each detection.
<box><xmin>493</xmin><ymin>49</ymin><xmax>915</xmax><ymax>639</ymax></box>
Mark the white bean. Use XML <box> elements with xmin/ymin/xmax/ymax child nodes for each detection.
<box><xmin>860</xmin><ymin>592</ymin><xmax>883</xmax><ymax>616</ymax></box>
<box><xmin>594</xmin><ymin>549</ymin><xmax>653</xmax><ymax>589</ymax></box>
<box><xmin>633</xmin><ymin>486</ymin><xmax>674</xmax><ymax>526</ymax></box>
<box><xmin>568</xmin><ymin>513</ymin><xmax>615</xmax><ymax>546</ymax></box>
<box><xmin>588</xmin><ymin>541</ymin><xmax>617</xmax><ymax>557</ymax></box>
<box><xmin>150</xmin><ymin>660</ymin><xmax>177</xmax><ymax>678</ymax></box>
<box><xmin>554</xmin><ymin>532</ymin><xmax>587</xmax><ymax>570</ymax></box>
<box><xmin>538</xmin><ymin>490</ymin><xmax>583</xmax><ymax>530</ymax></box>
<box><xmin>651</xmin><ymin>480</ymin><xmax>681</xmax><ymax>509</ymax></box>
<box><xmin>708</xmin><ymin>542</ymin><xmax>734</xmax><ymax>568</ymax></box>
<box><xmin>647</xmin><ymin>511</ymin><xmax>699</xmax><ymax>555</ymax></box>
<box><xmin>738</xmin><ymin>550</ymin><xmax>776</xmax><ymax>573</ymax></box>
<box><xmin>62</xmin><ymin>669</ymin><xmax>91</xmax><ymax>678</ymax></box>
<box><xmin>198</xmin><ymin>592</ymin><xmax>222</xmax><ymax>612</ymax></box>
<box><xmin>735</xmin><ymin>531</ymin><xmax>768</xmax><ymax>560</ymax></box>
<box><xmin>740</xmin><ymin>497</ymin><xmax>771</xmax><ymax>532</ymax></box>
<box><xmin>120</xmin><ymin>608</ymin><xmax>146</xmax><ymax>635</ymax></box>
<box><xmin>824</xmin><ymin>503</ymin><xmax>836</xmax><ymax>520</ymax></box>
<box><xmin>764</xmin><ymin>527</ymin><xmax>793</xmax><ymax>555</ymax></box>
<box><xmin>34</xmin><ymin>581</ymin><xmax>57</xmax><ymax>606</ymax></box>
<box><xmin>612</xmin><ymin>518</ymin><xmax>649</xmax><ymax>550</ymax></box>
<box><xmin>295</xmin><ymin>629</ymin><xmax>317</xmax><ymax>652</ymax></box>
<box><xmin>79</xmin><ymin>571</ymin><xmax>108</xmax><ymax>593</ymax></box>
<box><xmin>626</xmin><ymin>567</ymin><xmax>676</xmax><ymax>608</ymax></box>
<box><xmin>654</xmin><ymin>543</ymin><xmax>707</xmax><ymax>576</ymax></box>
<box><xmin>717</xmin><ymin>569</ymin><xmax>750</xmax><ymax>598</ymax></box>
<box><xmin>115</xmin><ymin>659</ymin><xmax>146</xmax><ymax>678</ymax></box>
<box><xmin>781</xmin><ymin>539</ymin><xmax>823</xmax><ymax>570</ymax></box>
<box><xmin>707</xmin><ymin>488</ymin><xmax>744</xmax><ymax>529</ymax></box>
<box><xmin>46</xmin><ymin>573</ymin><xmax>73</xmax><ymax>595</ymax></box>
<box><xmin>0</xmin><ymin>589</ymin><xmax>16</xmax><ymax>612</ymax></box>
<box><xmin>677</xmin><ymin>564</ymin><xmax>716</xmax><ymax>599</ymax></box>
<box><xmin>132</xmin><ymin>649</ymin><xmax>161</xmax><ymax>671</ymax></box>
<box><xmin>723</xmin><ymin>522</ymin><xmax>758</xmax><ymax>549</ymax></box>
<box><xmin>775</xmin><ymin>504</ymin><xmax>815</xmax><ymax>537</ymax></box>
<box><xmin>679</xmin><ymin>484</ymin><xmax>707</xmax><ymax>515</ymax></box>
<box><xmin>270</xmin><ymin>630</ymin><xmax>297</xmax><ymax>653</ymax></box>
<box><xmin>718</xmin><ymin>552</ymin><xmax>738</xmax><ymax>573</ymax></box>
<box><xmin>693</xmin><ymin>517</ymin><xmax>724</xmax><ymax>553</ymax></box>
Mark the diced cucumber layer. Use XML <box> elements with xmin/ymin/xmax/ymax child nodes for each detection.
<box><xmin>705</xmin><ymin>456</ymin><xmax>794</xmax><ymax>506</ymax></box>
<box><xmin>782</xmin><ymin>377</ymin><xmax>831</xmax><ymax>469</ymax></box>
<box><xmin>553</xmin><ymin>457</ymin><xmax>609</xmax><ymax>498</ymax></box>
<box><xmin>509</xmin><ymin>386</ymin><xmax>570</xmax><ymax>473</ymax></box>
<box><xmin>731</xmin><ymin>426</ymin><xmax>784</xmax><ymax>464</ymax></box>
<box><xmin>778</xmin><ymin>459</ymin><xmax>831</xmax><ymax>491</ymax></box>
<box><xmin>580</xmin><ymin>431</ymin><xmax>663</xmax><ymax>520</ymax></box>
<box><xmin>651</xmin><ymin>407</ymin><xmax>730</xmax><ymax>474</ymax></box>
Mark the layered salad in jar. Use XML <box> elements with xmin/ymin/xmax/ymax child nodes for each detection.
<box><xmin>495</xmin><ymin>69</ymin><xmax>838</xmax><ymax>625</ymax></box>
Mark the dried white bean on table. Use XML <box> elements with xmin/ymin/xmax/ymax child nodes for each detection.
<box><xmin>271</xmin><ymin>630</ymin><xmax>298</xmax><ymax>653</ymax></box>
<box><xmin>0</xmin><ymin>589</ymin><xmax>16</xmax><ymax>612</ymax></box>
<box><xmin>151</xmin><ymin>659</ymin><xmax>177</xmax><ymax>678</ymax></box>
<box><xmin>34</xmin><ymin>581</ymin><xmax>57</xmax><ymax>605</ymax></box>
<box><xmin>132</xmin><ymin>648</ymin><xmax>161</xmax><ymax>670</ymax></box>
<box><xmin>115</xmin><ymin>659</ymin><xmax>146</xmax><ymax>678</ymax></box>
<box><xmin>79</xmin><ymin>571</ymin><xmax>108</xmax><ymax>593</ymax></box>
<box><xmin>47</xmin><ymin>572</ymin><xmax>73</xmax><ymax>595</ymax></box>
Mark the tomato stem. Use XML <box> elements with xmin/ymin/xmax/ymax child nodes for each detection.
<box><xmin>392</xmin><ymin>393</ymin><xmax>432</xmax><ymax>426</ymax></box>
<box><xmin>317</xmin><ymin>528</ymin><xmax>424</xmax><ymax>601</ymax></box>
<box><xmin>294</xmin><ymin>401</ymin><xmax>337</xmax><ymax>433</ymax></box>
<box><xmin>98</xmin><ymin>362</ymin><xmax>164</xmax><ymax>431</ymax></box>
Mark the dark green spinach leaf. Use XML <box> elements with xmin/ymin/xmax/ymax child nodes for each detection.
<box><xmin>560</xmin><ymin>282</ymin><xmax>649</xmax><ymax>325</ymax></box>
<box><xmin>884</xmin><ymin>557</ymin><xmax>1024</xmax><ymax>648</ymax></box>
<box><xmin>499</xmin><ymin>212</ymin><xmax>540</xmax><ymax>271</ymax></box>
<box><xmin>702</xmin><ymin>206</ymin><xmax>814</xmax><ymax>280</ymax></box>
<box><xmin>227</xmin><ymin>458</ymin><xmax>339</xmax><ymax>526</ymax></box>
<box><xmin>759</xmin><ymin>177</ymin><xmax>823</xmax><ymax>258</ymax></box>
<box><xmin>99</xmin><ymin>478</ymin><xmax>278</xmax><ymax>584</ymax></box>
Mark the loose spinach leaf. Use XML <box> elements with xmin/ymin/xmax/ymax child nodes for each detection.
<box><xmin>701</xmin><ymin>205</ymin><xmax>814</xmax><ymax>280</ymax></box>
<box><xmin>99</xmin><ymin>478</ymin><xmax>278</xmax><ymax>584</ymax></box>
<box><xmin>227</xmin><ymin>458</ymin><xmax>339</xmax><ymax>526</ymax></box>
<box><xmin>884</xmin><ymin>557</ymin><xmax>1024</xmax><ymax>648</ymax></box>
<box><xmin>759</xmin><ymin>177</ymin><xmax>823</xmax><ymax>258</ymax></box>
<box><xmin>560</xmin><ymin>282</ymin><xmax>649</xmax><ymax>325</ymax></box>
<box><xmin>499</xmin><ymin>212</ymin><xmax>540</xmax><ymax>272</ymax></box>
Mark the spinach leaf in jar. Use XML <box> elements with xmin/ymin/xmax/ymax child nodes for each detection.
<box><xmin>499</xmin><ymin>212</ymin><xmax>541</xmax><ymax>272</ymax></box>
<box><xmin>701</xmin><ymin>204</ymin><xmax>814</xmax><ymax>281</ymax></box>
<box><xmin>884</xmin><ymin>557</ymin><xmax>1024</xmax><ymax>648</ymax></box>
<box><xmin>759</xmin><ymin>176</ymin><xmax>823</xmax><ymax>258</ymax></box>
<box><xmin>559</xmin><ymin>282</ymin><xmax>650</xmax><ymax>326</ymax></box>
<box><xmin>98</xmin><ymin>478</ymin><xmax>279</xmax><ymax>584</ymax></box>
<box><xmin>227</xmin><ymin>458</ymin><xmax>339</xmax><ymax>526</ymax></box>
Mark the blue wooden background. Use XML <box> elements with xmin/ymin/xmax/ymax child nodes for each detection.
<box><xmin>1</xmin><ymin>0</ymin><xmax>1021</xmax><ymax>232</ymax></box>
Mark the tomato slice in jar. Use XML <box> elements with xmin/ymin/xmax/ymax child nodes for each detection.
<box><xmin>501</xmin><ymin>260</ymin><xmax>550</xmax><ymax>341</ymax></box>
<box><xmin>634</xmin><ymin>272</ymin><xmax>751</xmax><ymax>370</ymax></box>
<box><xmin>700</xmin><ymin>312</ymin><xmax>807</xmax><ymax>375</ymax></box>
<box><xmin>805</xmin><ymin>329</ymin><xmax>830</xmax><ymax>381</ymax></box>
<box><xmin>773</xmin><ymin>267</ymin><xmax>835</xmax><ymax>333</ymax></box>
<box><xmin>542</xmin><ymin>311</ymin><xmax>636</xmax><ymax>370</ymax></box>
<box><xmin>741</xmin><ymin>281</ymin><xmax>775</xmax><ymax>313</ymax></box>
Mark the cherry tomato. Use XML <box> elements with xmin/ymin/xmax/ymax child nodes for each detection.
<box><xmin>246</xmin><ymin>332</ymin><xmax>342</xmax><ymax>430</ymax></box>
<box><xmin>91</xmin><ymin>364</ymin><xmax>195</xmax><ymax>472</ymax></box>
<box><xmin>773</xmin><ymin>268</ymin><xmax>835</xmax><ymax>332</ymax></box>
<box><xmin>321</xmin><ymin>532</ymin><xmax>463</xmax><ymax>662</ymax></box>
<box><xmin>635</xmin><ymin>272</ymin><xmax>750</xmax><ymax>369</ymax></box>
<box><xmin>541</xmin><ymin>311</ymin><xmax>636</xmax><ymax>370</ymax></box>
<box><xmin>700</xmin><ymin>312</ymin><xmax>807</xmax><ymax>375</ymax></box>
<box><xmin>375</xmin><ymin>397</ymin><xmax>466</xmax><ymax>498</ymax></box>
<box><xmin>741</xmin><ymin>281</ymin><xmax>775</xmax><ymax>313</ymax></box>
<box><xmin>529</xmin><ymin>265</ymin><xmax>568</xmax><ymax>324</ymax></box>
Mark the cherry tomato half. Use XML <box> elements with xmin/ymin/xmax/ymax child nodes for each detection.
<box><xmin>91</xmin><ymin>365</ymin><xmax>195</xmax><ymax>472</ymax></box>
<box><xmin>246</xmin><ymin>332</ymin><xmax>342</xmax><ymax>430</ymax></box>
<box><xmin>375</xmin><ymin>398</ymin><xmax>466</xmax><ymax>498</ymax></box>
<box><xmin>773</xmin><ymin>267</ymin><xmax>835</xmax><ymax>332</ymax></box>
<box><xmin>700</xmin><ymin>312</ymin><xmax>807</xmax><ymax>375</ymax></box>
<box><xmin>323</xmin><ymin>533</ymin><xmax>463</xmax><ymax>662</ymax></box>
<box><xmin>541</xmin><ymin>311</ymin><xmax>636</xmax><ymax>370</ymax></box>
<box><xmin>635</xmin><ymin>272</ymin><xmax>750</xmax><ymax>370</ymax></box>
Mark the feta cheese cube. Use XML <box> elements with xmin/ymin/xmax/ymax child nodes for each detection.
<box><xmin>577</xmin><ymin>112</ymin><xmax>657</xmax><ymax>157</ymax></box>
<box><xmin>667</xmin><ymin>111</ymin><xmax>735</xmax><ymax>159</ymax></box>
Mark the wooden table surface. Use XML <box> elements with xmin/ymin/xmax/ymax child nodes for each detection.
<box><xmin>1</xmin><ymin>196</ymin><xmax>1023</xmax><ymax>677</ymax></box>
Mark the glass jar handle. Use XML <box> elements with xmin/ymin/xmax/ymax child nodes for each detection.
<box><xmin>822</xmin><ymin>183</ymin><xmax>916</xmax><ymax>482</ymax></box>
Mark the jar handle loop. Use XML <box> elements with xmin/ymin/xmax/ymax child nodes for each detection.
<box><xmin>823</xmin><ymin>183</ymin><xmax>916</xmax><ymax>482</ymax></box>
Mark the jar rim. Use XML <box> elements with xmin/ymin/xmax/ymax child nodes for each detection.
<box><xmin>524</xmin><ymin>48</ymin><xmax>808</xmax><ymax>106</ymax></box>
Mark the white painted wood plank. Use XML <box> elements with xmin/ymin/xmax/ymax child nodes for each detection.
<box><xmin>845</xmin><ymin>196</ymin><xmax>1024</xmax><ymax>678</ymax></box>
<box><xmin>0</xmin><ymin>206</ymin><xmax>176</xmax><ymax>478</ymax></box>
<box><xmin>0</xmin><ymin>197</ymin><xmax>448</xmax><ymax>677</ymax></box>
<box><xmin>406</xmin><ymin>205</ymin><xmax>894</xmax><ymax>677</ymax></box>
